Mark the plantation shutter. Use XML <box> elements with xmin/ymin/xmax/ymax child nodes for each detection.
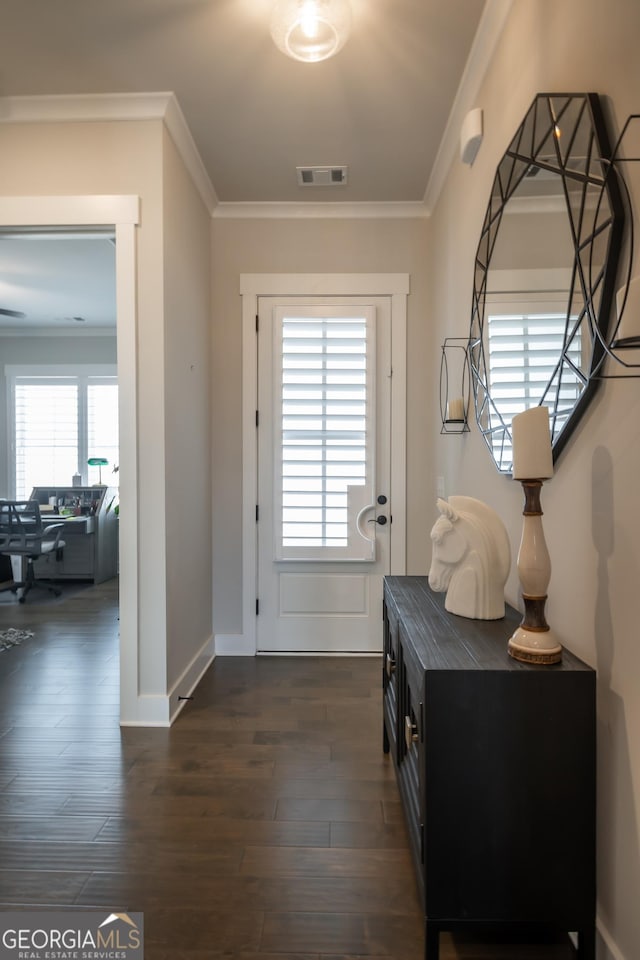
<box><xmin>87</xmin><ymin>380</ymin><xmax>119</xmax><ymax>484</ymax></box>
<box><xmin>274</xmin><ymin>307</ymin><xmax>376</xmax><ymax>561</ymax></box>
<box><xmin>14</xmin><ymin>380</ymin><xmax>79</xmax><ymax>499</ymax></box>
<box><xmin>9</xmin><ymin>370</ymin><xmax>118</xmax><ymax>499</ymax></box>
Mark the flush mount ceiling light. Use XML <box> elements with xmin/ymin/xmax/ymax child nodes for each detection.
<box><xmin>270</xmin><ymin>0</ymin><xmax>352</xmax><ymax>63</ymax></box>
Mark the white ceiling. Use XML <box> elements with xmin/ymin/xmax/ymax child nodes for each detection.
<box><xmin>0</xmin><ymin>0</ymin><xmax>493</xmax><ymax>328</ymax></box>
<box><xmin>0</xmin><ymin>233</ymin><xmax>116</xmax><ymax>332</ymax></box>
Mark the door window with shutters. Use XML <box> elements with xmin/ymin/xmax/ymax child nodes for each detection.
<box><xmin>274</xmin><ymin>304</ymin><xmax>376</xmax><ymax>561</ymax></box>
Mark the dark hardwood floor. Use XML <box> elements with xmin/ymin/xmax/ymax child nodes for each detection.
<box><xmin>0</xmin><ymin>580</ymin><xmax>578</xmax><ymax>959</ymax></box>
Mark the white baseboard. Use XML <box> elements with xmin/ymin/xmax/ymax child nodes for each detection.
<box><xmin>120</xmin><ymin>634</ymin><xmax>215</xmax><ymax>727</ymax></box>
<box><xmin>168</xmin><ymin>635</ymin><xmax>215</xmax><ymax>723</ymax></box>
<box><xmin>214</xmin><ymin>633</ymin><xmax>256</xmax><ymax>656</ymax></box>
<box><xmin>119</xmin><ymin>693</ymin><xmax>173</xmax><ymax>727</ymax></box>
<box><xmin>597</xmin><ymin>914</ymin><xmax>627</xmax><ymax>960</ymax></box>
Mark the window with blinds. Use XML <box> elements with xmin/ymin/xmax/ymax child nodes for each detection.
<box><xmin>8</xmin><ymin>369</ymin><xmax>118</xmax><ymax>499</ymax></box>
<box><xmin>487</xmin><ymin>311</ymin><xmax>582</xmax><ymax>458</ymax></box>
<box><xmin>275</xmin><ymin>311</ymin><xmax>374</xmax><ymax>560</ymax></box>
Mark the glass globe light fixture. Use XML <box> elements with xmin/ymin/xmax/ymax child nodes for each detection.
<box><xmin>270</xmin><ymin>0</ymin><xmax>352</xmax><ymax>63</ymax></box>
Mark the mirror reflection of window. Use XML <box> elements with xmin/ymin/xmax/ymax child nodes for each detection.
<box><xmin>485</xmin><ymin>299</ymin><xmax>582</xmax><ymax>468</ymax></box>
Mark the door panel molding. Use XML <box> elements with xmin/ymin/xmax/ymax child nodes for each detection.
<box><xmin>229</xmin><ymin>273</ymin><xmax>408</xmax><ymax>658</ymax></box>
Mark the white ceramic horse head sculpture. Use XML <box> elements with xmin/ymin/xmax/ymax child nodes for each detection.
<box><xmin>429</xmin><ymin>495</ymin><xmax>511</xmax><ymax>620</ymax></box>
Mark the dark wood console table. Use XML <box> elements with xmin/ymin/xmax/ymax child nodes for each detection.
<box><xmin>382</xmin><ymin>576</ymin><xmax>596</xmax><ymax>960</ymax></box>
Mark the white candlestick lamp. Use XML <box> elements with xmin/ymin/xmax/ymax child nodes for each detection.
<box><xmin>508</xmin><ymin>406</ymin><xmax>562</xmax><ymax>665</ymax></box>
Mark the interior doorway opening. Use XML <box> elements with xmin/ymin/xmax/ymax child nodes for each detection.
<box><xmin>0</xmin><ymin>194</ymin><xmax>139</xmax><ymax>724</ymax></box>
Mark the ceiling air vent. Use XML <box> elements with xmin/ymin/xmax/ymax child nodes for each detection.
<box><xmin>296</xmin><ymin>165</ymin><xmax>348</xmax><ymax>187</ymax></box>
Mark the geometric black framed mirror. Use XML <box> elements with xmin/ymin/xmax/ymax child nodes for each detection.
<box><xmin>469</xmin><ymin>93</ymin><xmax>625</xmax><ymax>472</ymax></box>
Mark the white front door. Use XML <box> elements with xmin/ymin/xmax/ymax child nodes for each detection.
<box><xmin>257</xmin><ymin>296</ymin><xmax>393</xmax><ymax>653</ymax></box>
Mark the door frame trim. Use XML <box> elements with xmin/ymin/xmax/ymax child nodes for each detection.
<box><xmin>231</xmin><ymin>273</ymin><xmax>408</xmax><ymax>657</ymax></box>
<box><xmin>0</xmin><ymin>194</ymin><xmax>139</xmax><ymax>719</ymax></box>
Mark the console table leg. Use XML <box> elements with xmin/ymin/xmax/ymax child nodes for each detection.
<box><xmin>577</xmin><ymin>927</ymin><xmax>595</xmax><ymax>960</ymax></box>
<box><xmin>425</xmin><ymin>922</ymin><xmax>439</xmax><ymax>960</ymax></box>
<box><xmin>383</xmin><ymin>721</ymin><xmax>390</xmax><ymax>754</ymax></box>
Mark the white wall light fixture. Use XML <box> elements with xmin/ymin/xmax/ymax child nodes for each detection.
<box><xmin>270</xmin><ymin>0</ymin><xmax>352</xmax><ymax>63</ymax></box>
<box><xmin>460</xmin><ymin>108</ymin><xmax>484</xmax><ymax>165</ymax></box>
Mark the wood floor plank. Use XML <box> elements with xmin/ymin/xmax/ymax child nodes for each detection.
<box><xmin>75</xmin><ymin>873</ymin><xmax>420</xmax><ymax>916</ymax></box>
<box><xmin>0</xmin><ymin>837</ymin><xmax>243</xmax><ymax>874</ymax></box>
<box><xmin>0</xmin><ymin>870</ymin><xmax>91</xmax><ymax>903</ymax></box>
<box><xmin>329</xmin><ymin>819</ymin><xmax>410</xmax><ymax>849</ymax></box>
<box><xmin>240</xmin><ymin>844</ymin><xmax>415</xmax><ymax>879</ymax></box>
<box><xmin>142</xmin><ymin>906</ymin><xmax>265</xmax><ymax>952</ymax></box>
<box><xmin>0</xmin><ymin>815</ymin><xmax>107</xmax><ymax>841</ymax></box>
<box><xmin>260</xmin><ymin>912</ymin><xmax>372</xmax><ymax>955</ymax></box>
<box><xmin>273</xmin><ymin>759</ymin><xmax>396</xmax><ymax>781</ymax></box>
<box><xmin>260</xmin><ymin>911</ymin><xmax>424</xmax><ymax>957</ymax></box>
<box><xmin>275</xmin><ymin>796</ymin><xmax>384</xmax><ymax>823</ymax></box>
<box><xmin>95</xmin><ymin>815</ymin><xmax>331</xmax><ymax>847</ymax></box>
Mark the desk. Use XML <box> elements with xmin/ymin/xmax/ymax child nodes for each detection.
<box><xmin>30</xmin><ymin>486</ymin><xmax>118</xmax><ymax>583</ymax></box>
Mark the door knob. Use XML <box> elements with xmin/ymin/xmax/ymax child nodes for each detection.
<box><xmin>368</xmin><ymin>515</ymin><xmax>387</xmax><ymax>525</ymax></box>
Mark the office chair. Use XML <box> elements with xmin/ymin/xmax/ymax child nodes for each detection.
<box><xmin>0</xmin><ymin>500</ymin><xmax>66</xmax><ymax>603</ymax></box>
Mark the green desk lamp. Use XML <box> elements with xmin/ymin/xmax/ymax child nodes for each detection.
<box><xmin>87</xmin><ymin>457</ymin><xmax>109</xmax><ymax>484</ymax></box>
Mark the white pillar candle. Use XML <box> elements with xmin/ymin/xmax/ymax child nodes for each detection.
<box><xmin>511</xmin><ymin>406</ymin><xmax>553</xmax><ymax>479</ymax></box>
<box><xmin>447</xmin><ymin>397</ymin><xmax>465</xmax><ymax>421</ymax></box>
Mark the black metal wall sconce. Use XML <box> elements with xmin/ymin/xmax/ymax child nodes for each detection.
<box><xmin>440</xmin><ymin>337</ymin><xmax>471</xmax><ymax>434</ymax></box>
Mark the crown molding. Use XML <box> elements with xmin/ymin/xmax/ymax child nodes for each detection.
<box><xmin>213</xmin><ymin>200</ymin><xmax>428</xmax><ymax>219</ymax></box>
<box><xmin>0</xmin><ymin>91</ymin><xmax>172</xmax><ymax>123</ymax></box>
<box><xmin>423</xmin><ymin>0</ymin><xmax>514</xmax><ymax>215</ymax></box>
<box><xmin>162</xmin><ymin>96</ymin><xmax>218</xmax><ymax>214</ymax></box>
<box><xmin>0</xmin><ymin>92</ymin><xmax>217</xmax><ymax>216</ymax></box>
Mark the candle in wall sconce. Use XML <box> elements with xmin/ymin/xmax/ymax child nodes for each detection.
<box><xmin>507</xmin><ymin>405</ymin><xmax>562</xmax><ymax>665</ymax></box>
<box><xmin>446</xmin><ymin>397</ymin><xmax>465</xmax><ymax>422</ymax></box>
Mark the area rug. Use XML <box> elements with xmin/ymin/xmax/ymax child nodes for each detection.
<box><xmin>0</xmin><ymin>628</ymin><xmax>34</xmax><ymax>651</ymax></box>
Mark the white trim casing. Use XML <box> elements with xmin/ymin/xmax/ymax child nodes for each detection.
<box><xmin>114</xmin><ymin>219</ymin><xmax>141</xmax><ymax>726</ymax></box>
<box><xmin>0</xmin><ymin>195</ymin><xmax>139</xmax><ymax>226</ymax></box>
<box><xmin>236</xmin><ymin>273</ymin><xmax>409</xmax><ymax>658</ymax></box>
<box><xmin>0</xmin><ymin>193</ymin><xmax>141</xmax><ymax>725</ymax></box>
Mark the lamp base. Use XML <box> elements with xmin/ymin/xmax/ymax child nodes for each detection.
<box><xmin>508</xmin><ymin>625</ymin><xmax>562</xmax><ymax>665</ymax></box>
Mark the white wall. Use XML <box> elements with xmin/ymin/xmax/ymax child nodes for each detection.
<box><xmin>429</xmin><ymin>2</ymin><xmax>640</xmax><ymax>958</ymax></box>
<box><xmin>210</xmin><ymin>216</ymin><xmax>430</xmax><ymax>637</ymax></box>
<box><xmin>0</xmin><ymin>334</ymin><xmax>117</xmax><ymax>498</ymax></box>
<box><xmin>162</xmin><ymin>127</ymin><xmax>213</xmax><ymax>689</ymax></box>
